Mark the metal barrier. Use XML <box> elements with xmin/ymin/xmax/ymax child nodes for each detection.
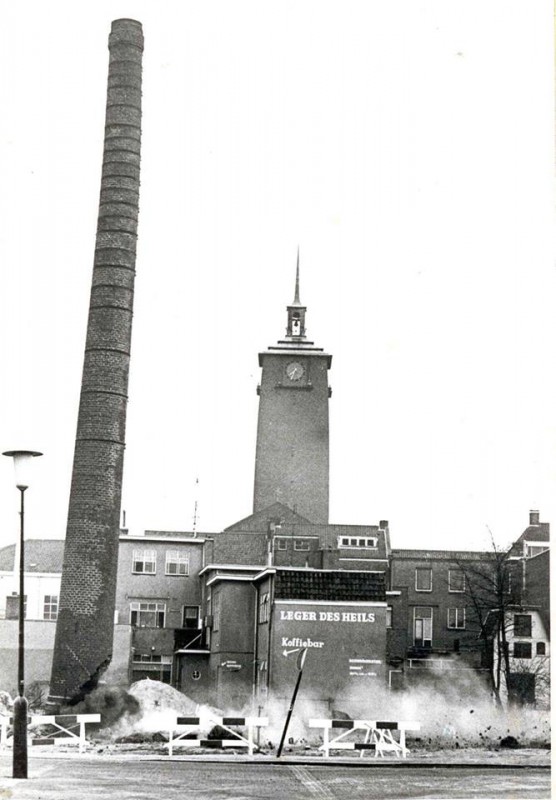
<box><xmin>0</xmin><ymin>714</ymin><xmax>101</xmax><ymax>753</ymax></box>
<box><xmin>309</xmin><ymin>718</ymin><xmax>420</xmax><ymax>758</ymax></box>
<box><xmin>168</xmin><ymin>715</ymin><xmax>268</xmax><ymax>756</ymax></box>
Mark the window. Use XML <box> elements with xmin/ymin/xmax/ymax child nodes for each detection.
<box><xmin>525</xmin><ymin>543</ymin><xmax>548</xmax><ymax>558</ymax></box>
<box><xmin>414</xmin><ymin>607</ymin><xmax>433</xmax><ymax>647</ymax></box>
<box><xmin>415</xmin><ymin>568</ymin><xmax>432</xmax><ymax>592</ymax></box>
<box><xmin>447</xmin><ymin>608</ymin><xmax>466</xmax><ymax>629</ymax></box>
<box><xmin>259</xmin><ymin>592</ymin><xmax>270</xmax><ymax>623</ymax></box>
<box><xmin>130</xmin><ymin>602</ymin><xmax>165</xmax><ymax>628</ymax></box>
<box><xmin>386</xmin><ymin>606</ymin><xmax>393</xmax><ymax>628</ymax></box>
<box><xmin>213</xmin><ymin>593</ymin><xmax>220</xmax><ymax>631</ymax></box>
<box><xmin>132</xmin><ymin>549</ymin><xmax>156</xmax><ymax>574</ymax></box>
<box><xmin>448</xmin><ymin>570</ymin><xmax>465</xmax><ymax>593</ymax></box>
<box><xmin>513</xmin><ymin>614</ymin><xmax>532</xmax><ymax>637</ymax></box>
<box><xmin>513</xmin><ymin>642</ymin><xmax>532</xmax><ymax>659</ymax></box>
<box><xmin>536</xmin><ymin>642</ymin><xmax>546</xmax><ymax>656</ymax></box>
<box><xmin>133</xmin><ymin>653</ymin><xmax>166</xmax><ymax>664</ymax></box>
<box><xmin>43</xmin><ymin>595</ymin><xmax>58</xmax><ymax>621</ymax></box>
<box><xmin>165</xmin><ymin>550</ymin><xmax>189</xmax><ymax>576</ymax></box>
<box><xmin>131</xmin><ymin>654</ymin><xmax>172</xmax><ymax>683</ymax></box>
<box><xmin>182</xmin><ymin>606</ymin><xmax>200</xmax><ymax>629</ymax></box>
<box><xmin>504</xmin><ymin>572</ymin><xmax>513</xmax><ymax>595</ymax></box>
<box><xmin>294</xmin><ymin>540</ymin><xmax>310</xmax><ymax>551</ymax></box>
<box><xmin>338</xmin><ymin>537</ymin><xmax>378</xmax><ymax>548</ymax></box>
<box><xmin>275</xmin><ymin>539</ymin><xmax>288</xmax><ymax>551</ymax></box>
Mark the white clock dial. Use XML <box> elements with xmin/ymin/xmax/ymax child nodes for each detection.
<box><xmin>286</xmin><ymin>361</ymin><xmax>305</xmax><ymax>381</ymax></box>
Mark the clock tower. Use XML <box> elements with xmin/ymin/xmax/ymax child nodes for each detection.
<box><xmin>253</xmin><ymin>259</ymin><xmax>332</xmax><ymax>523</ymax></box>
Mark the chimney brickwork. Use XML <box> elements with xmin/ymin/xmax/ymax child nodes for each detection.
<box><xmin>49</xmin><ymin>19</ymin><xmax>143</xmax><ymax>705</ymax></box>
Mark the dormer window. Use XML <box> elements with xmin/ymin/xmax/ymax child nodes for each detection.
<box><xmin>338</xmin><ymin>536</ymin><xmax>378</xmax><ymax>549</ymax></box>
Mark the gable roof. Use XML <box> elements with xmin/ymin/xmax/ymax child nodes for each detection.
<box><xmin>0</xmin><ymin>540</ymin><xmax>64</xmax><ymax>573</ymax></box>
<box><xmin>224</xmin><ymin>502</ymin><xmax>312</xmax><ymax>532</ymax></box>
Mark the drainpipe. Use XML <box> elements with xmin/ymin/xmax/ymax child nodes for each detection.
<box><xmin>251</xmin><ymin>582</ymin><xmax>259</xmax><ymax>718</ymax></box>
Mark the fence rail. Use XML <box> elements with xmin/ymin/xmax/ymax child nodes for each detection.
<box><xmin>309</xmin><ymin>718</ymin><xmax>420</xmax><ymax>758</ymax></box>
<box><xmin>0</xmin><ymin>714</ymin><xmax>101</xmax><ymax>753</ymax></box>
<box><xmin>168</xmin><ymin>715</ymin><xmax>268</xmax><ymax>756</ymax></box>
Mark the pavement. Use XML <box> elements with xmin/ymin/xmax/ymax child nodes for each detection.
<box><xmin>18</xmin><ymin>744</ymin><xmax>552</xmax><ymax>768</ymax></box>
<box><xmin>0</xmin><ymin>752</ymin><xmax>550</xmax><ymax>800</ymax></box>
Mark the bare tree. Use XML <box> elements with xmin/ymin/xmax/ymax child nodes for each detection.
<box><xmin>454</xmin><ymin>535</ymin><xmax>518</xmax><ymax>706</ymax></box>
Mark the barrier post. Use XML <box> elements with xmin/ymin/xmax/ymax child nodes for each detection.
<box><xmin>322</xmin><ymin>725</ymin><xmax>329</xmax><ymax>758</ymax></box>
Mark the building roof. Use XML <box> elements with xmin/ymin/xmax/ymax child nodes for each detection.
<box><xmin>120</xmin><ymin>530</ymin><xmax>208</xmax><ymax>543</ymax></box>
<box><xmin>0</xmin><ymin>540</ymin><xmax>64</xmax><ymax>573</ymax></box>
<box><xmin>274</xmin><ymin>569</ymin><xmax>386</xmax><ymax>602</ymax></box>
<box><xmin>391</xmin><ymin>549</ymin><xmax>490</xmax><ymax>561</ymax></box>
<box><xmin>224</xmin><ymin>503</ymin><xmax>312</xmax><ymax>532</ymax></box>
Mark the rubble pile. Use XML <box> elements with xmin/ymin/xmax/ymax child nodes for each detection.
<box><xmin>126</xmin><ymin>678</ymin><xmax>198</xmax><ymax>735</ymax></box>
<box><xmin>129</xmin><ymin>679</ymin><xmax>197</xmax><ymax>717</ymax></box>
<box><xmin>407</xmin><ymin>705</ymin><xmax>551</xmax><ymax>750</ymax></box>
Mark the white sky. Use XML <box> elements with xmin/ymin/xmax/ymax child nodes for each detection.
<box><xmin>0</xmin><ymin>1</ymin><xmax>553</xmax><ymax>552</ymax></box>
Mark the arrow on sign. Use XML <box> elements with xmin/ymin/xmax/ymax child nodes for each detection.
<box><xmin>283</xmin><ymin>648</ymin><xmax>303</xmax><ymax>657</ymax></box>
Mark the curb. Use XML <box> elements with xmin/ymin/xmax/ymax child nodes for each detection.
<box><xmin>14</xmin><ymin>751</ymin><xmax>551</xmax><ymax>769</ymax></box>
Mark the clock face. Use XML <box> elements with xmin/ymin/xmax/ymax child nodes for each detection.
<box><xmin>285</xmin><ymin>361</ymin><xmax>305</xmax><ymax>381</ymax></box>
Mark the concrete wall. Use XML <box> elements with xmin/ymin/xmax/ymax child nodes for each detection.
<box><xmin>103</xmin><ymin>625</ymin><xmax>133</xmax><ymax>687</ymax></box>
<box><xmin>0</xmin><ymin>573</ymin><xmax>61</xmax><ymax>620</ymax></box>
<box><xmin>266</xmin><ymin>600</ymin><xmax>387</xmax><ymax>713</ymax></box>
<box><xmin>209</xmin><ymin>582</ymin><xmax>256</xmax><ymax>710</ymax></box>
<box><xmin>254</xmin><ymin>351</ymin><xmax>330</xmax><ymax>523</ymax></box>
<box><xmin>0</xmin><ymin>620</ymin><xmax>56</xmax><ymax>693</ymax></box>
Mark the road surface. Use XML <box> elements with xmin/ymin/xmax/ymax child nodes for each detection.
<box><xmin>0</xmin><ymin>756</ymin><xmax>549</xmax><ymax>799</ymax></box>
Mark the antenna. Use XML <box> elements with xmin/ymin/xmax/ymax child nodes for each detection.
<box><xmin>192</xmin><ymin>477</ymin><xmax>199</xmax><ymax>536</ymax></box>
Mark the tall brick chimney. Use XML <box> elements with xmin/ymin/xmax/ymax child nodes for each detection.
<box><xmin>48</xmin><ymin>19</ymin><xmax>144</xmax><ymax>706</ymax></box>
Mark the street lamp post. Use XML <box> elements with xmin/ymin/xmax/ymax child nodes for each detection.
<box><xmin>2</xmin><ymin>450</ymin><xmax>42</xmax><ymax>779</ymax></box>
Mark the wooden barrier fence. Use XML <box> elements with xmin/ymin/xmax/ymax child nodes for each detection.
<box><xmin>167</xmin><ymin>715</ymin><xmax>268</xmax><ymax>756</ymax></box>
<box><xmin>309</xmin><ymin>718</ymin><xmax>421</xmax><ymax>758</ymax></box>
<box><xmin>0</xmin><ymin>714</ymin><xmax>101</xmax><ymax>753</ymax></box>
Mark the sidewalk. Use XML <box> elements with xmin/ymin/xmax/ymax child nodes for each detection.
<box><xmin>11</xmin><ymin>745</ymin><xmax>550</xmax><ymax>768</ymax></box>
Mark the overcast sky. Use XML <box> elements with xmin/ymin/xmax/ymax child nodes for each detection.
<box><xmin>0</xmin><ymin>1</ymin><xmax>553</xmax><ymax>552</ymax></box>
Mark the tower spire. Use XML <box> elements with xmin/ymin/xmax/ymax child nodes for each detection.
<box><xmin>293</xmin><ymin>247</ymin><xmax>301</xmax><ymax>305</ymax></box>
<box><xmin>286</xmin><ymin>249</ymin><xmax>306</xmax><ymax>338</ymax></box>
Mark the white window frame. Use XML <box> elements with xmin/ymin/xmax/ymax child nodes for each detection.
<box><xmin>275</xmin><ymin>539</ymin><xmax>288</xmax><ymax>551</ymax></box>
<box><xmin>415</xmin><ymin>568</ymin><xmax>432</xmax><ymax>592</ymax></box>
<box><xmin>294</xmin><ymin>540</ymin><xmax>310</xmax><ymax>551</ymax></box>
<box><xmin>130</xmin><ymin>601</ymin><xmax>166</xmax><ymax>628</ymax></box>
<box><xmin>132</xmin><ymin>653</ymin><xmax>172</xmax><ymax>665</ymax></box>
<box><xmin>448</xmin><ymin>570</ymin><xmax>465</xmax><ymax>593</ymax></box>
<box><xmin>132</xmin><ymin>549</ymin><xmax>156</xmax><ymax>575</ymax></box>
<box><xmin>182</xmin><ymin>605</ymin><xmax>200</xmax><ymax>629</ymax></box>
<box><xmin>338</xmin><ymin>536</ymin><xmax>378</xmax><ymax>548</ymax></box>
<box><xmin>43</xmin><ymin>594</ymin><xmax>58</xmax><ymax>621</ymax></box>
<box><xmin>447</xmin><ymin>607</ymin><xmax>466</xmax><ymax>629</ymax></box>
<box><xmin>165</xmin><ymin>550</ymin><xmax>190</xmax><ymax>576</ymax></box>
<box><xmin>413</xmin><ymin>607</ymin><xmax>433</xmax><ymax>647</ymax></box>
